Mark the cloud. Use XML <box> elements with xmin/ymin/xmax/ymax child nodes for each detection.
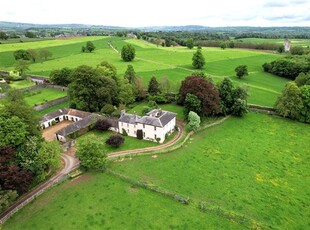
<box><xmin>263</xmin><ymin>2</ymin><xmax>288</xmax><ymax>7</ymax></box>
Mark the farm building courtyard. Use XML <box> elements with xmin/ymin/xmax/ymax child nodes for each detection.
<box><xmin>42</xmin><ymin>120</ymin><xmax>73</xmax><ymax>141</ymax></box>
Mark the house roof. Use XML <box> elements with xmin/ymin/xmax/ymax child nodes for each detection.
<box><xmin>119</xmin><ymin>109</ymin><xmax>176</xmax><ymax>128</ymax></box>
<box><xmin>40</xmin><ymin>108</ymin><xmax>91</xmax><ymax>123</ymax></box>
<box><xmin>56</xmin><ymin>114</ymin><xmax>101</xmax><ymax>136</ymax></box>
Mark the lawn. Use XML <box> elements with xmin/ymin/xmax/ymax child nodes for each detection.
<box><xmin>24</xmin><ymin>88</ymin><xmax>67</xmax><ymax>107</ymax></box>
<box><xmin>0</xmin><ymin>36</ymin><xmax>288</xmax><ymax>107</ymax></box>
<box><xmin>110</xmin><ymin>112</ymin><xmax>310</xmax><ymax>229</ymax></box>
<box><xmin>77</xmin><ymin>130</ymin><xmax>158</xmax><ymax>154</ymax></box>
<box><xmin>9</xmin><ymin>80</ymin><xmax>35</xmax><ymax>89</ymax></box>
<box><xmin>3</xmin><ymin>173</ymin><xmax>241</xmax><ymax>230</ymax></box>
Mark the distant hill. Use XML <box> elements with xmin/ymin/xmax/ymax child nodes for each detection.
<box><xmin>1</xmin><ymin>21</ymin><xmax>310</xmax><ymax>35</ymax></box>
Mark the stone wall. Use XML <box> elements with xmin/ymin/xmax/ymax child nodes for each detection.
<box><xmin>34</xmin><ymin>96</ymin><xmax>68</xmax><ymax>111</ymax></box>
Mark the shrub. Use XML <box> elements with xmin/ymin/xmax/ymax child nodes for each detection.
<box><xmin>105</xmin><ymin>135</ymin><xmax>125</xmax><ymax>148</ymax></box>
<box><xmin>93</xmin><ymin>119</ymin><xmax>112</xmax><ymax>131</ymax></box>
<box><xmin>122</xmin><ymin>128</ymin><xmax>128</xmax><ymax>136</ymax></box>
<box><xmin>51</xmin><ymin>120</ymin><xmax>56</xmax><ymax>126</ymax></box>
<box><xmin>156</xmin><ymin>137</ymin><xmax>161</xmax><ymax>143</ymax></box>
<box><xmin>100</xmin><ymin>104</ymin><xmax>115</xmax><ymax>115</ymax></box>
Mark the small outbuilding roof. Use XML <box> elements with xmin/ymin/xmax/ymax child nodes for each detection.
<box><xmin>56</xmin><ymin>114</ymin><xmax>101</xmax><ymax>136</ymax></box>
<box><xmin>40</xmin><ymin>108</ymin><xmax>91</xmax><ymax>123</ymax></box>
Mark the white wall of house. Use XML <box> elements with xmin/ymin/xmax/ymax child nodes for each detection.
<box><xmin>55</xmin><ymin>134</ymin><xmax>67</xmax><ymax>142</ymax></box>
<box><xmin>41</xmin><ymin>115</ymin><xmax>81</xmax><ymax>128</ymax></box>
<box><xmin>118</xmin><ymin>117</ymin><xmax>176</xmax><ymax>143</ymax></box>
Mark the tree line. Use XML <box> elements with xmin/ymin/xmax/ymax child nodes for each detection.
<box><xmin>0</xmin><ymin>90</ymin><xmax>61</xmax><ymax>212</ymax></box>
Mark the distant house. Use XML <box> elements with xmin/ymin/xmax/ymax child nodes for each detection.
<box><xmin>118</xmin><ymin>109</ymin><xmax>176</xmax><ymax>143</ymax></box>
<box><xmin>284</xmin><ymin>39</ymin><xmax>291</xmax><ymax>52</ymax></box>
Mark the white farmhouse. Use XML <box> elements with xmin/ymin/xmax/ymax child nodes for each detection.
<box><xmin>118</xmin><ymin>109</ymin><xmax>176</xmax><ymax>143</ymax></box>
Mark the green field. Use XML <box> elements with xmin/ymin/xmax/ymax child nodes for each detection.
<box><xmin>3</xmin><ymin>173</ymin><xmax>240</xmax><ymax>230</ymax></box>
<box><xmin>239</xmin><ymin>38</ymin><xmax>310</xmax><ymax>47</ymax></box>
<box><xmin>0</xmin><ymin>36</ymin><xmax>288</xmax><ymax>106</ymax></box>
<box><xmin>78</xmin><ymin>130</ymin><xmax>158</xmax><ymax>154</ymax></box>
<box><xmin>110</xmin><ymin>112</ymin><xmax>310</xmax><ymax>229</ymax></box>
<box><xmin>24</xmin><ymin>88</ymin><xmax>67</xmax><ymax>106</ymax></box>
<box><xmin>9</xmin><ymin>80</ymin><xmax>35</xmax><ymax>89</ymax></box>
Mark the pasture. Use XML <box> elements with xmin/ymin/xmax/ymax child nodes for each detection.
<box><xmin>3</xmin><ymin>173</ymin><xmax>240</xmax><ymax>230</ymax></box>
<box><xmin>0</xmin><ymin>36</ymin><xmax>288</xmax><ymax>106</ymax></box>
<box><xmin>110</xmin><ymin>112</ymin><xmax>310</xmax><ymax>229</ymax></box>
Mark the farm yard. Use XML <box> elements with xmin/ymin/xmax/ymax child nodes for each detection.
<box><xmin>1</xmin><ymin>34</ymin><xmax>310</xmax><ymax>230</ymax></box>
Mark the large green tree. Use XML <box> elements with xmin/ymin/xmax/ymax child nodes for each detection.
<box><xmin>39</xmin><ymin>49</ymin><xmax>52</xmax><ymax>60</ymax></box>
<box><xmin>184</xmin><ymin>93</ymin><xmax>202</xmax><ymax>117</ymax></box>
<box><xmin>68</xmin><ymin>65</ymin><xmax>118</xmax><ymax>112</ymax></box>
<box><xmin>3</xmin><ymin>90</ymin><xmax>40</xmax><ymax>137</ymax></box>
<box><xmin>96</xmin><ymin>61</ymin><xmax>118</xmax><ymax>84</ymax></box>
<box><xmin>275</xmin><ymin>82</ymin><xmax>303</xmax><ymax>120</ymax></box>
<box><xmin>121</xmin><ymin>44</ymin><xmax>135</xmax><ymax>62</ymax></box>
<box><xmin>49</xmin><ymin>67</ymin><xmax>72</xmax><ymax>86</ymax></box>
<box><xmin>192</xmin><ymin>48</ymin><xmax>205</xmax><ymax>69</ymax></box>
<box><xmin>118</xmin><ymin>79</ymin><xmax>135</xmax><ymax>105</ymax></box>
<box><xmin>187</xmin><ymin>111</ymin><xmax>201</xmax><ymax>131</ymax></box>
<box><xmin>124</xmin><ymin>65</ymin><xmax>136</xmax><ymax>84</ymax></box>
<box><xmin>235</xmin><ymin>65</ymin><xmax>248</xmax><ymax>79</ymax></box>
<box><xmin>0</xmin><ymin>116</ymin><xmax>27</xmax><ymax>147</ymax></box>
<box><xmin>218</xmin><ymin>77</ymin><xmax>234</xmax><ymax>115</ymax></box>
<box><xmin>77</xmin><ymin>138</ymin><xmax>107</xmax><ymax>171</ymax></box>
<box><xmin>148</xmin><ymin>76</ymin><xmax>161</xmax><ymax>96</ymax></box>
<box><xmin>86</xmin><ymin>41</ymin><xmax>95</xmax><ymax>53</ymax></box>
<box><xmin>299</xmin><ymin>85</ymin><xmax>310</xmax><ymax>123</ymax></box>
<box><xmin>13</xmin><ymin>50</ymin><xmax>30</xmax><ymax>61</ymax></box>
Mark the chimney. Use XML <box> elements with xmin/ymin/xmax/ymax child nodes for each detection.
<box><xmin>133</xmin><ymin>112</ymin><xmax>138</xmax><ymax>121</ymax></box>
<box><xmin>121</xmin><ymin>109</ymin><xmax>126</xmax><ymax>116</ymax></box>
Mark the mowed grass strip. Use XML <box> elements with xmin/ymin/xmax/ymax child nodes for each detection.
<box><xmin>111</xmin><ymin>112</ymin><xmax>310</xmax><ymax>229</ymax></box>
<box><xmin>24</xmin><ymin>88</ymin><xmax>67</xmax><ymax>107</ymax></box>
<box><xmin>2</xmin><ymin>173</ymin><xmax>243</xmax><ymax>230</ymax></box>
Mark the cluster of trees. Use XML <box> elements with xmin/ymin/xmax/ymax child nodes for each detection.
<box><xmin>0</xmin><ymin>90</ymin><xmax>61</xmax><ymax>211</ymax></box>
<box><xmin>53</xmin><ymin>63</ymin><xmax>144</xmax><ymax>113</ymax></box>
<box><xmin>13</xmin><ymin>48</ymin><xmax>52</xmax><ymax>62</ymax></box>
<box><xmin>263</xmin><ymin>55</ymin><xmax>310</xmax><ymax>80</ymax></box>
<box><xmin>81</xmin><ymin>41</ymin><xmax>95</xmax><ymax>53</ymax></box>
<box><xmin>178</xmin><ymin>75</ymin><xmax>248</xmax><ymax>121</ymax></box>
<box><xmin>275</xmin><ymin>72</ymin><xmax>310</xmax><ymax>123</ymax></box>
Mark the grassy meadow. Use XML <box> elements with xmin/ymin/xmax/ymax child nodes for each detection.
<box><xmin>34</xmin><ymin>101</ymin><xmax>69</xmax><ymax>118</ymax></box>
<box><xmin>110</xmin><ymin>112</ymin><xmax>310</xmax><ymax>229</ymax></box>
<box><xmin>3</xmin><ymin>173</ymin><xmax>241</xmax><ymax>230</ymax></box>
<box><xmin>0</xmin><ymin>36</ymin><xmax>289</xmax><ymax>106</ymax></box>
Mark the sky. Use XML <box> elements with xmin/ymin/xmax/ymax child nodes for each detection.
<box><xmin>1</xmin><ymin>0</ymin><xmax>309</xmax><ymax>27</ymax></box>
